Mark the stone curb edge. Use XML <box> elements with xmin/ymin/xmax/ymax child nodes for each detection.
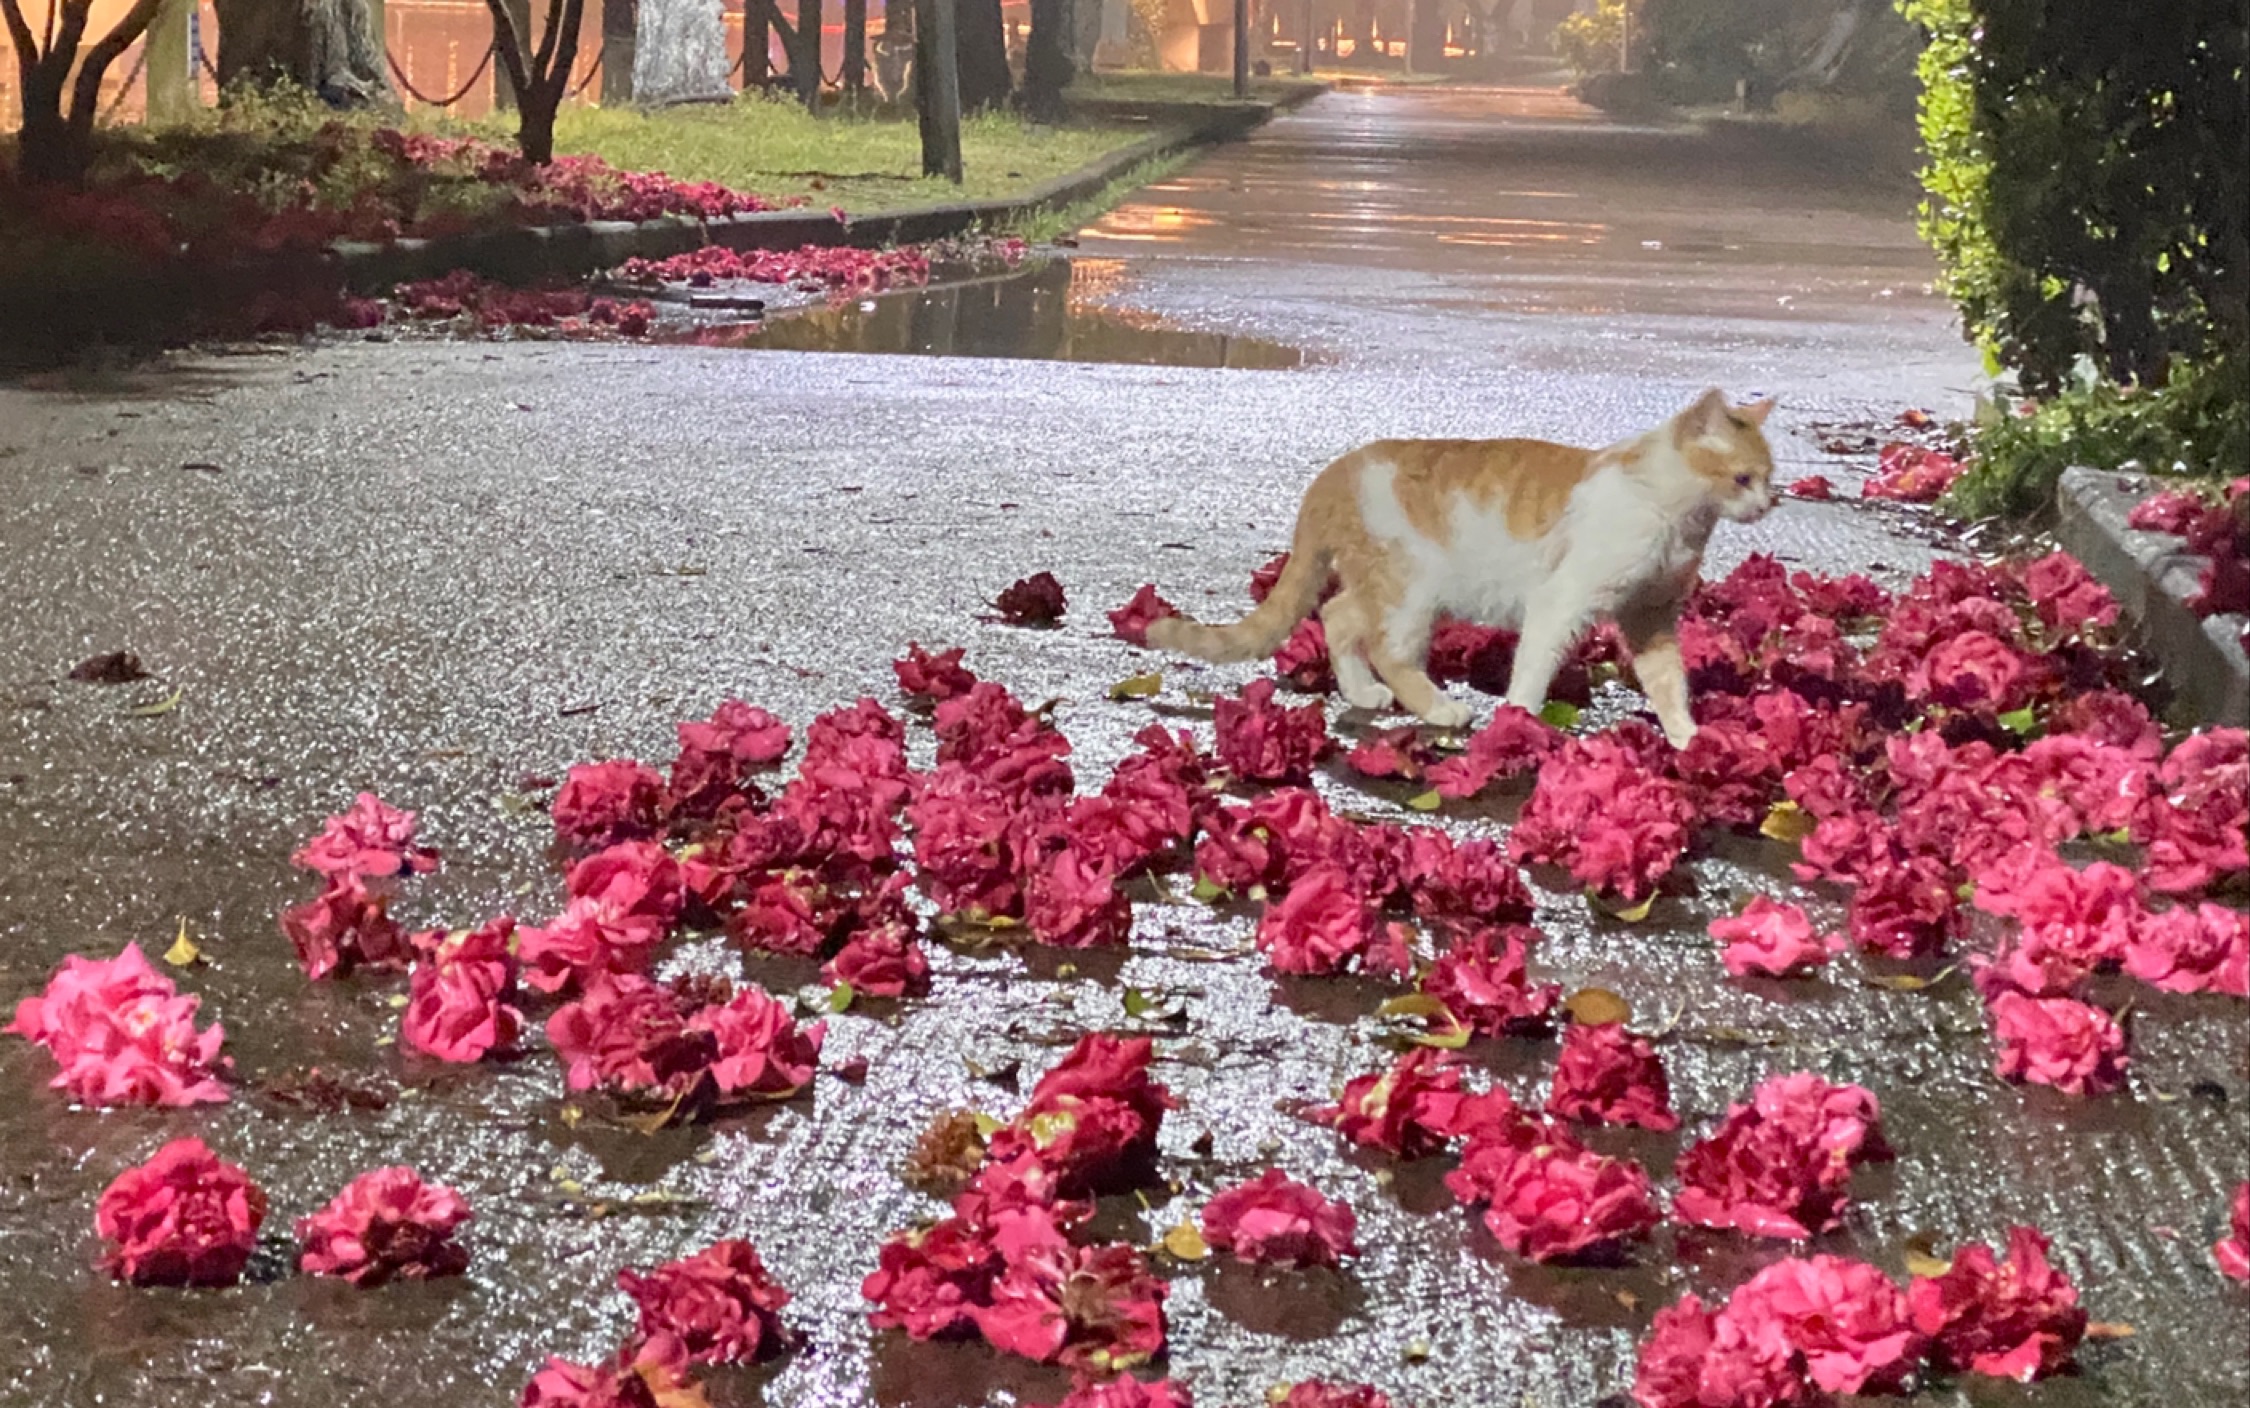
<box><xmin>324</xmin><ymin>86</ymin><xmax>1326</xmax><ymax>293</ymax></box>
<box><xmin>2054</xmin><ymin>464</ymin><xmax>2249</xmax><ymax>726</ymax></box>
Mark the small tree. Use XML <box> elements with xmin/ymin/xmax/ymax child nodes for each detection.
<box><xmin>484</xmin><ymin>0</ymin><xmax>588</xmax><ymax>163</ymax></box>
<box><xmin>3</xmin><ymin>0</ymin><xmax>165</xmax><ymax>184</ymax></box>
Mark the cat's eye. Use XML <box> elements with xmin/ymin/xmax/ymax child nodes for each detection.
<box><xmin>1734</xmin><ymin>473</ymin><xmax>1754</xmax><ymax>488</ymax></box>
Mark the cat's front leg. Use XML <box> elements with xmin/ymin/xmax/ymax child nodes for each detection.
<box><xmin>1367</xmin><ymin>607</ymin><xmax>1472</xmax><ymax>729</ymax></box>
<box><xmin>1619</xmin><ymin>603</ymin><xmax>1696</xmax><ymax>748</ymax></box>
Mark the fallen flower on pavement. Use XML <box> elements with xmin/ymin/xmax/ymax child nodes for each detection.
<box><xmin>402</xmin><ymin>917</ymin><xmax>523</xmax><ymax>1063</ymax></box>
<box><xmin>1200</xmin><ymin>1168</ymin><xmax>1358</xmax><ymax>1268</ymax></box>
<box><xmin>283</xmin><ymin>872</ymin><xmax>412</xmax><ymax>979</ymax></box>
<box><xmin>1908</xmin><ymin>1225</ymin><xmax>2087</xmax><ymax>1381</ymax></box>
<box><xmin>1448</xmin><ymin>1112</ymin><xmax>1661</xmax><ymax>1261</ymax></box>
<box><xmin>297</xmin><ymin>1165</ymin><xmax>472</xmax><ymax>1285</ymax></box>
<box><xmin>2216</xmin><ymin>1182</ymin><xmax>2249</xmax><ymax>1283</ymax></box>
<box><xmin>1214</xmin><ymin>678</ymin><xmax>1332</xmax><ymax>784</ymax></box>
<box><xmin>1726</xmin><ymin>1254</ymin><xmax>1925</xmax><ymax>1394</ymax></box>
<box><xmin>618</xmin><ymin>1239</ymin><xmax>793</xmax><ymax>1364</ymax></box>
<box><xmin>1422</xmin><ymin>924</ymin><xmax>1559</xmax><ymax>1036</ymax></box>
<box><xmin>1986</xmin><ymin>989</ymin><xmax>2130</xmax><ymax>1095</ymax></box>
<box><xmin>893</xmin><ymin>643</ymin><xmax>978</xmax><ymax>703</ymax></box>
<box><xmin>1109</xmin><ymin>584</ymin><xmax>1181</xmax><ymax>646</ymax></box>
<box><xmin>1311</xmin><ymin>1047</ymin><xmax>1467</xmax><ymax>1159</ymax></box>
<box><xmin>1546</xmin><ymin>1020</ymin><xmax>1678</xmax><ymax>1131</ymax></box>
<box><xmin>996</xmin><ymin>572</ymin><xmax>1068</xmax><ymax>626</ymax></box>
<box><xmin>7</xmin><ymin>942</ymin><xmax>229</xmax><ymax>1107</ymax></box>
<box><xmin>1672</xmin><ymin>1073</ymin><xmax>1889</xmax><ymax>1239</ymax></box>
<box><xmin>291</xmin><ymin>792</ymin><xmax>440</xmax><ymax>878</ymax></box>
<box><xmin>551</xmin><ymin>758</ymin><xmax>667</xmax><ymax>847</ymax></box>
<box><xmin>1710</xmin><ymin>897</ymin><xmax>1840</xmax><ymax>979</ymax></box>
<box><xmin>96</xmin><ymin>1137</ymin><xmax>266</xmax><ymax>1287</ymax></box>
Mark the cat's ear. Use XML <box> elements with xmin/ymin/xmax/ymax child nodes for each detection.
<box><xmin>1740</xmin><ymin>397</ymin><xmax>1777</xmax><ymax>426</ymax></box>
<box><xmin>1677</xmin><ymin>387</ymin><xmax>1731</xmax><ymax>439</ymax></box>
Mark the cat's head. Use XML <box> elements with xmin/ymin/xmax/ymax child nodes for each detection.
<box><xmin>1672</xmin><ymin>389</ymin><xmax>1778</xmax><ymax>523</ymax></box>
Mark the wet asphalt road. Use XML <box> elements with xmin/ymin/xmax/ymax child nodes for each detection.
<box><xmin>2</xmin><ymin>85</ymin><xmax>2244</xmax><ymax>1408</ymax></box>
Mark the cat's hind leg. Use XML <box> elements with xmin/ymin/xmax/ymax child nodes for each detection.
<box><xmin>1369</xmin><ymin>607</ymin><xmax>1472</xmax><ymax>729</ymax></box>
<box><xmin>1618</xmin><ymin>602</ymin><xmax>1696</xmax><ymax>747</ymax></box>
<box><xmin>1321</xmin><ymin>593</ymin><xmax>1394</xmax><ymax>712</ymax></box>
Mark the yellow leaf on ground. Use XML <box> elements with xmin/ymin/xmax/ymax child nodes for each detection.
<box><xmin>1759</xmin><ymin>800</ymin><xmax>1816</xmax><ymax>844</ymax></box>
<box><xmin>1162</xmin><ymin>1222</ymin><xmax>1209</xmax><ymax>1261</ymax></box>
<box><xmin>1109</xmin><ymin>671</ymin><xmax>1163</xmax><ymax>700</ymax></box>
<box><xmin>163</xmin><ymin>919</ymin><xmax>201</xmax><ymax>967</ymax></box>
<box><xmin>2084</xmin><ymin>1321</ymin><xmax>2136</xmax><ymax>1341</ymax></box>
<box><xmin>1564</xmin><ymin>988</ymin><xmax>1633</xmax><ymax>1026</ymax></box>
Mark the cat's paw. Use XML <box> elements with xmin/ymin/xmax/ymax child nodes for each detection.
<box><xmin>1419</xmin><ymin>696</ymin><xmax>1475</xmax><ymax>730</ymax></box>
<box><xmin>1664</xmin><ymin>722</ymin><xmax>1699</xmax><ymax>750</ymax></box>
<box><xmin>1341</xmin><ymin>681</ymin><xmax>1396</xmax><ymax>712</ymax></box>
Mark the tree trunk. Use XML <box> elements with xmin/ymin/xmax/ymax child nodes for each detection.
<box><xmin>915</xmin><ymin>0</ymin><xmax>962</xmax><ymax>179</ymax></box>
<box><xmin>211</xmin><ymin>0</ymin><xmax>396</xmax><ymax>106</ymax></box>
<box><xmin>842</xmin><ymin>0</ymin><xmax>866</xmax><ymax>91</ymax></box>
<box><xmin>1021</xmin><ymin>0</ymin><xmax>1070</xmax><ymax>121</ymax></box>
<box><xmin>794</xmin><ymin>0</ymin><xmax>822</xmax><ymax>106</ymax></box>
<box><xmin>954</xmin><ymin>0</ymin><xmax>1008</xmax><ymax>110</ymax></box>
<box><xmin>601</xmin><ymin>0</ymin><xmax>636</xmax><ymax>100</ymax></box>
<box><xmin>632</xmin><ymin>0</ymin><xmax>730</xmax><ymax>103</ymax></box>
<box><xmin>486</xmin><ymin>0</ymin><xmax>587</xmax><ymax>163</ymax></box>
<box><xmin>4</xmin><ymin>0</ymin><xmax>166</xmax><ymax>184</ymax></box>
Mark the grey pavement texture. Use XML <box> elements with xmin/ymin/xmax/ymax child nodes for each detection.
<box><xmin>1</xmin><ymin>85</ymin><xmax>2243</xmax><ymax>1408</ymax></box>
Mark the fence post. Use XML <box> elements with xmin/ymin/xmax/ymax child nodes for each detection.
<box><xmin>1232</xmin><ymin>0</ymin><xmax>1248</xmax><ymax>96</ymax></box>
<box><xmin>796</xmin><ymin>0</ymin><xmax>823</xmax><ymax>106</ymax></box>
<box><xmin>602</xmin><ymin>0</ymin><xmax>636</xmax><ymax>101</ymax></box>
<box><xmin>842</xmin><ymin>0</ymin><xmax>866</xmax><ymax>91</ymax></box>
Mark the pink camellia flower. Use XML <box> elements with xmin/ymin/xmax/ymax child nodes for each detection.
<box><xmin>2017</xmin><ymin>733</ymin><xmax>2155</xmax><ymax>837</ymax></box>
<box><xmin>519</xmin><ymin>1336</ymin><xmax>704</xmax><ymax>1408</ymax></box>
<box><xmin>291</xmin><ymin>793</ymin><xmax>441</xmax><ymax>878</ymax></box>
<box><xmin>1271</xmin><ymin>617</ymin><xmax>1335</xmax><ymax>693</ymax></box>
<box><xmin>1310</xmin><ymin>1047</ymin><xmax>1467</xmax><ymax>1159</ymax></box>
<box><xmin>618</xmin><ymin>1238</ymin><xmax>793</xmax><ymax>1364</ymax></box>
<box><xmin>95</xmin><ymin>1137</ymin><xmax>266</xmax><ymax>1287</ymax></box>
<box><xmin>1972</xmin><ymin>854</ymin><xmax>2141</xmax><ymax>994</ymax></box>
<box><xmin>1861</xmin><ymin>441</ymin><xmax>1964</xmax><ymax>502</ymax></box>
<box><xmin>296</xmin><ymin>1165</ymin><xmax>472</xmax><ymax>1285</ymax></box>
<box><xmin>1193</xmin><ymin>803</ymin><xmax>1288</xmax><ymax>897</ymax></box>
<box><xmin>909</xmin><ymin>767</ymin><xmax>1025</xmax><ymax>919</ymax></box>
<box><xmin>1908</xmin><ymin>1225</ymin><xmax>2087</xmax><ymax>1381</ymax></box>
<box><xmin>1345</xmin><ymin>726</ymin><xmax>1438</xmax><ymax>781</ymax></box>
<box><xmin>822</xmin><ymin>924</ymin><xmax>933</xmax><ymax>997</ymax></box>
<box><xmin>986</xmin><ymin>1034</ymin><xmax>1179</xmax><ymax>1193</ymax></box>
<box><xmin>1023</xmin><ymin>837</ymin><xmax>1134</xmax><ymax>948</ymax></box>
<box><xmin>1032</xmin><ymin>1376</ymin><xmax>1196</xmax><ymax>1408</ymax></box>
<box><xmin>2134</xmin><ymin>728</ymin><xmax>2250</xmax><ymax>894</ymax></box>
<box><xmin>1785</xmin><ymin>475</ymin><xmax>1834</xmax><ymax>500</ymax></box>
<box><xmin>1712</xmin><ymin>897</ymin><xmax>1841</xmax><ymax>979</ymax></box>
<box><xmin>1670</xmin><ymin>719</ymin><xmax>1787</xmax><ymax>828</ymax></box>
<box><xmin>1407</xmin><ymin>833</ymin><xmax>1536</xmax><ymax>925</ymax></box>
<box><xmin>1200</xmin><ymin>1169</ymin><xmax>1358</xmax><ymax>1268</ymax></box>
<box><xmin>1673</xmin><ymin>1073</ymin><xmax>1888</xmax><ymax>1239</ymax></box>
<box><xmin>1727</xmin><ymin>1254</ymin><xmax>1926</xmax><ymax>1394</ymax></box>
<box><xmin>1255</xmin><ymin>866</ymin><xmax>1378</xmax><ymax>975</ymax></box>
<box><xmin>2020</xmin><ymin>551</ymin><xmax>2120</xmax><ymax>633</ymax></box>
<box><xmin>282</xmin><ymin>871</ymin><xmax>412</xmax><ymax>979</ymax></box>
<box><xmin>545</xmin><ymin>975</ymin><xmax>709</xmax><ymax>1100</ymax></box>
<box><xmin>1109</xmin><ymin>583</ymin><xmax>1182</xmax><ymax>647</ymax></box>
<box><xmin>551</xmin><ymin>758</ymin><xmax>667</xmax><ymax>848</ymax></box>
<box><xmin>1847</xmin><ymin>854</ymin><xmax>1961</xmax><ymax>960</ymax></box>
<box><xmin>1448</xmin><ymin>1114</ymin><xmax>1660</xmax><ymax>1261</ymax></box>
<box><xmin>7</xmin><ymin>943</ymin><xmax>229</xmax><ymax>1108</ymax></box>
<box><xmin>1508</xmin><ymin>733</ymin><xmax>1696</xmax><ymax>902</ymax></box>
<box><xmin>1986</xmin><ymin>989</ymin><xmax>2129</xmax><ymax>1096</ymax></box>
<box><xmin>862</xmin><ymin>1213</ymin><xmax>1011</xmax><ymax>1340</ymax></box>
<box><xmin>729</xmin><ymin>865</ymin><xmax>849</xmax><ymax>957</ymax></box>
<box><xmin>1546</xmin><ymin>1021</ymin><xmax>1678</xmax><ymax>1131</ymax></box>
<box><xmin>668</xmin><ymin>699</ymin><xmax>790</xmax><ymax>818</ymax></box>
<box><xmin>1214</xmin><ymin>678</ymin><xmax>1332</xmax><ymax>783</ymax></box>
<box><xmin>1912</xmin><ymin>629</ymin><xmax>2031</xmax><ymax>711</ymax></box>
<box><xmin>519</xmin><ymin>893</ymin><xmax>668</xmax><ymax>994</ymax></box>
<box><xmin>973</xmin><ymin>1238</ymin><xmax>1168</xmax><ymax>1373</ymax></box>
<box><xmin>996</xmin><ymin>571</ymin><xmax>1068</xmax><ymax>626</ymax></box>
<box><xmin>1422</xmin><ymin>924</ymin><xmax>1560</xmax><ymax>1036</ymax></box>
<box><xmin>402</xmin><ymin>916</ymin><xmax>522</xmax><ymax>1063</ymax></box>
<box><xmin>1791</xmin><ymin>567</ymin><xmax>1891</xmax><ymax>619</ymax></box>
<box><xmin>1426</xmin><ymin>704</ymin><xmax>1557</xmax><ymax>799</ymax></box>
<box><xmin>893</xmin><ymin>642</ymin><xmax>978</xmax><ymax>702</ymax></box>
<box><xmin>2215</xmin><ymin>1182</ymin><xmax>2249</xmax><ymax>1282</ymax></box>
<box><xmin>2128</xmin><ymin>487</ymin><xmax>2215</xmax><ymax>535</ymax></box>
<box><xmin>2123</xmin><ymin>901</ymin><xmax>2249</xmax><ymax>996</ymax></box>
<box><xmin>1632</xmin><ymin>1291</ymin><xmax>1824</xmax><ymax>1408</ymax></box>
<box><xmin>689</xmin><ymin>985</ymin><xmax>825</xmax><ymax>1101</ymax></box>
<box><xmin>1273</xmin><ymin>1385</ymin><xmax>1393</xmax><ymax>1408</ymax></box>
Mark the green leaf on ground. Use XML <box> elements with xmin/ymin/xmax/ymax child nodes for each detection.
<box><xmin>1405</xmin><ymin>788</ymin><xmax>1444</xmax><ymax>812</ymax></box>
<box><xmin>1108</xmin><ymin>671</ymin><xmax>1163</xmax><ymax>700</ymax></box>
<box><xmin>827</xmin><ymin>982</ymin><xmax>856</xmax><ymax>1013</ymax></box>
<box><xmin>1538</xmin><ymin>700</ymin><xmax>1581</xmax><ymax>729</ymax></box>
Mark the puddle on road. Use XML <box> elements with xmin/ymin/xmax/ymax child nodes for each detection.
<box><xmin>654</xmin><ymin>257</ymin><xmax>1317</xmax><ymax>370</ymax></box>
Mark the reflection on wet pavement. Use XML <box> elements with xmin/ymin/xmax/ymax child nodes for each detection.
<box><xmin>663</xmin><ymin>259</ymin><xmax>1314</xmax><ymax>370</ymax></box>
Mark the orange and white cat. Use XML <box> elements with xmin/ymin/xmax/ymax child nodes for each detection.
<box><xmin>1146</xmin><ymin>389</ymin><xmax>1778</xmax><ymax>747</ymax></box>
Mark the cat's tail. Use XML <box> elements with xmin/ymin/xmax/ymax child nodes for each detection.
<box><xmin>1145</xmin><ymin>543</ymin><xmax>1331</xmax><ymax>663</ymax></box>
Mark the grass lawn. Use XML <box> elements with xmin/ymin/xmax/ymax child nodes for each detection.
<box><xmin>531</xmin><ymin>97</ymin><xmax>1147</xmax><ymax>213</ymax></box>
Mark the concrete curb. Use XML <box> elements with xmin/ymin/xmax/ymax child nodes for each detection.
<box><xmin>2054</xmin><ymin>465</ymin><xmax>2249</xmax><ymax>726</ymax></box>
<box><xmin>323</xmin><ymin>95</ymin><xmax>1312</xmax><ymax>293</ymax></box>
